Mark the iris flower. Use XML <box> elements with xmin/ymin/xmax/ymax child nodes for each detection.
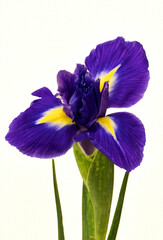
<box><xmin>6</xmin><ymin>37</ymin><xmax>149</xmax><ymax>172</ymax></box>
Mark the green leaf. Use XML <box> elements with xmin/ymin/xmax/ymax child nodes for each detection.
<box><xmin>52</xmin><ymin>159</ymin><xmax>65</xmax><ymax>240</ymax></box>
<box><xmin>107</xmin><ymin>172</ymin><xmax>129</xmax><ymax>240</ymax></box>
<box><xmin>87</xmin><ymin>150</ymin><xmax>114</xmax><ymax>240</ymax></box>
<box><xmin>82</xmin><ymin>183</ymin><xmax>95</xmax><ymax>240</ymax></box>
<box><xmin>73</xmin><ymin>143</ymin><xmax>114</xmax><ymax>240</ymax></box>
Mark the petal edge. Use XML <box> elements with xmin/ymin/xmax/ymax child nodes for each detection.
<box><xmin>88</xmin><ymin>112</ymin><xmax>146</xmax><ymax>171</ymax></box>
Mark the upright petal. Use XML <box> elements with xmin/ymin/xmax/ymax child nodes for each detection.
<box><xmin>85</xmin><ymin>37</ymin><xmax>149</xmax><ymax>107</ymax></box>
<box><xmin>6</xmin><ymin>88</ymin><xmax>78</xmax><ymax>158</ymax></box>
<box><xmin>98</xmin><ymin>81</ymin><xmax>109</xmax><ymax>117</ymax></box>
<box><xmin>87</xmin><ymin>112</ymin><xmax>145</xmax><ymax>171</ymax></box>
<box><xmin>69</xmin><ymin>64</ymin><xmax>101</xmax><ymax>128</ymax></box>
<box><xmin>57</xmin><ymin>70</ymin><xmax>76</xmax><ymax>104</ymax></box>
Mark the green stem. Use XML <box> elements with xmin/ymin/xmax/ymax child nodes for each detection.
<box><xmin>52</xmin><ymin>159</ymin><xmax>65</xmax><ymax>240</ymax></box>
<box><xmin>107</xmin><ymin>172</ymin><xmax>129</xmax><ymax>240</ymax></box>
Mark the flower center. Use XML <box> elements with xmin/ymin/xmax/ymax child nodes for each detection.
<box><xmin>69</xmin><ymin>64</ymin><xmax>99</xmax><ymax>128</ymax></box>
<box><xmin>74</xmin><ymin>64</ymin><xmax>94</xmax><ymax>93</ymax></box>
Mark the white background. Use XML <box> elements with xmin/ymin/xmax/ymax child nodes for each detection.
<box><xmin>0</xmin><ymin>0</ymin><xmax>163</xmax><ymax>239</ymax></box>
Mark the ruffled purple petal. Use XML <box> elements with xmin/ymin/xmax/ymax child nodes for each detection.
<box><xmin>85</xmin><ymin>37</ymin><xmax>149</xmax><ymax>108</ymax></box>
<box><xmin>69</xmin><ymin>64</ymin><xmax>101</xmax><ymax>128</ymax></box>
<box><xmin>87</xmin><ymin>112</ymin><xmax>145</xmax><ymax>171</ymax></box>
<box><xmin>6</xmin><ymin>88</ymin><xmax>78</xmax><ymax>158</ymax></box>
<box><xmin>57</xmin><ymin>70</ymin><xmax>76</xmax><ymax>104</ymax></box>
<box><xmin>78</xmin><ymin>86</ymin><xmax>99</xmax><ymax>127</ymax></box>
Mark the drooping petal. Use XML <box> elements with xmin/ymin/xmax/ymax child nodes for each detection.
<box><xmin>57</xmin><ymin>70</ymin><xmax>76</xmax><ymax>104</ymax></box>
<box><xmin>85</xmin><ymin>37</ymin><xmax>149</xmax><ymax>108</ymax></box>
<box><xmin>87</xmin><ymin>112</ymin><xmax>145</xmax><ymax>171</ymax></box>
<box><xmin>6</xmin><ymin>88</ymin><xmax>78</xmax><ymax>158</ymax></box>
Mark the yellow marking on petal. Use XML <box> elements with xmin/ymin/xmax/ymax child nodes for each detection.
<box><xmin>99</xmin><ymin>65</ymin><xmax>120</xmax><ymax>92</ymax></box>
<box><xmin>36</xmin><ymin>107</ymin><xmax>73</xmax><ymax>127</ymax></box>
<box><xmin>97</xmin><ymin>116</ymin><xmax>116</xmax><ymax>139</ymax></box>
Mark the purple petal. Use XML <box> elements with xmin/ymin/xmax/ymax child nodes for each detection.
<box><xmin>57</xmin><ymin>70</ymin><xmax>76</xmax><ymax>104</ymax></box>
<box><xmin>85</xmin><ymin>37</ymin><xmax>149</xmax><ymax>108</ymax></box>
<box><xmin>69</xmin><ymin>65</ymin><xmax>101</xmax><ymax>128</ymax></box>
<box><xmin>78</xmin><ymin>86</ymin><xmax>99</xmax><ymax>127</ymax></box>
<box><xmin>98</xmin><ymin>81</ymin><xmax>109</xmax><ymax>117</ymax></box>
<box><xmin>73</xmin><ymin>131</ymin><xmax>88</xmax><ymax>142</ymax></box>
<box><xmin>87</xmin><ymin>112</ymin><xmax>146</xmax><ymax>171</ymax></box>
<box><xmin>74</xmin><ymin>64</ymin><xmax>88</xmax><ymax>76</ymax></box>
<box><xmin>32</xmin><ymin>87</ymin><xmax>54</xmax><ymax>98</ymax></box>
<box><xmin>6</xmin><ymin>88</ymin><xmax>78</xmax><ymax>158</ymax></box>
